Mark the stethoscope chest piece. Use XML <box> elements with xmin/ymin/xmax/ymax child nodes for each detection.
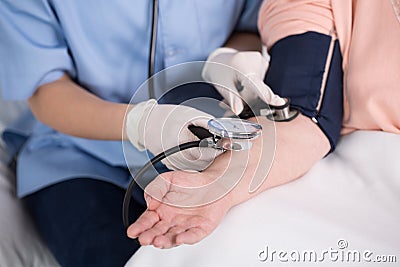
<box><xmin>260</xmin><ymin>98</ymin><xmax>299</xmax><ymax>122</ymax></box>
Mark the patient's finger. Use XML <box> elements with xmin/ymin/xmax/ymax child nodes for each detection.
<box><xmin>153</xmin><ymin>226</ymin><xmax>187</xmax><ymax>248</ymax></box>
<box><xmin>138</xmin><ymin>220</ymin><xmax>171</xmax><ymax>246</ymax></box>
<box><xmin>144</xmin><ymin>193</ymin><xmax>161</xmax><ymax>211</ymax></box>
<box><xmin>176</xmin><ymin>227</ymin><xmax>207</xmax><ymax>245</ymax></box>
<box><xmin>152</xmin><ymin>235</ymin><xmax>173</xmax><ymax>248</ymax></box>
<box><xmin>127</xmin><ymin>210</ymin><xmax>159</xmax><ymax>239</ymax></box>
<box><xmin>165</xmin><ymin>225</ymin><xmax>187</xmax><ymax>237</ymax></box>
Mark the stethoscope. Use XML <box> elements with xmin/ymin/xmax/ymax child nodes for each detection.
<box><xmin>123</xmin><ymin>117</ymin><xmax>263</xmax><ymax>228</ymax></box>
<box><xmin>147</xmin><ymin>0</ymin><xmax>158</xmax><ymax>99</ymax></box>
<box><xmin>122</xmin><ymin>0</ymin><xmax>298</xmax><ymax>229</ymax></box>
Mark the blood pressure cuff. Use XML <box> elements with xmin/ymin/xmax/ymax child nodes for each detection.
<box><xmin>265</xmin><ymin>31</ymin><xmax>343</xmax><ymax>152</ymax></box>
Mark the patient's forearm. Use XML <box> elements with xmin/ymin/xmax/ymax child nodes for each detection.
<box><xmin>28</xmin><ymin>74</ymin><xmax>129</xmax><ymax>140</ymax></box>
<box><xmin>206</xmin><ymin>115</ymin><xmax>330</xmax><ymax>207</ymax></box>
<box><xmin>127</xmin><ymin>114</ymin><xmax>331</xmax><ymax>247</ymax></box>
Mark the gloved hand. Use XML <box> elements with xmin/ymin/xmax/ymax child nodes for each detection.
<box><xmin>202</xmin><ymin>47</ymin><xmax>285</xmax><ymax>115</ymax></box>
<box><xmin>125</xmin><ymin>99</ymin><xmax>222</xmax><ymax>171</ymax></box>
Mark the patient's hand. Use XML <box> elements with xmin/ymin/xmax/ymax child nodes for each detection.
<box><xmin>127</xmin><ymin>115</ymin><xmax>330</xmax><ymax>248</ymax></box>
<box><xmin>127</xmin><ymin>170</ymin><xmax>232</xmax><ymax>248</ymax></box>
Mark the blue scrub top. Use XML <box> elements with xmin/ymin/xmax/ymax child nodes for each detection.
<box><xmin>0</xmin><ymin>0</ymin><xmax>261</xmax><ymax>197</ymax></box>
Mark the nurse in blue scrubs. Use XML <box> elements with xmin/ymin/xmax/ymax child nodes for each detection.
<box><xmin>0</xmin><ymin>1</ymin><xmax>261</xmax><ymax>266</ymax></box>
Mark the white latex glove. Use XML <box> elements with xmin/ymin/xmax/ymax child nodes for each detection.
<box><xmin>126</xmin><ymin>99</ymin><xmax>222</xmax><ymax>171</ymax></box>
<box><xmin>202</xmin><ymin>47</ymin><xmax>285</xmax><ymax>115</ymax></box>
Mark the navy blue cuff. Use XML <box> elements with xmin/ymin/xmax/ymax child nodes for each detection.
<box><xmin>265</xmin><ymin>31</ymin><xmax>343</xmax><ymax>152</ymax></box>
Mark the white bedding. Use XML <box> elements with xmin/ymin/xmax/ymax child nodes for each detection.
<box><xmin>1</xmin><ymin>93</ymin><xmax>399</xmax><ymax>266</ymax></box>
<box><xmin>0</xmin><ymin>146</ymin><xmax>59</xmax><ymax>267</ymax></box>
<box><xmin>127</xmin><ymin>131</ymin><xmax>400</xmax><ymax>267</ymax></box>
<box><xmin>0</xmin><ymin>96</ymin><xmax>59</xmax><ymax>266</ymax></box>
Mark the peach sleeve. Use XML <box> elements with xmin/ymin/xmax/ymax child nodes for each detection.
<box><xmin>258</xmin><ymin>0</ymin><xmax>334</xmax><ymax>50</ymax></box>
<box><xmin>341</xmin><ymin>0</ymin><xmax>400</xmax><ymax>134</ymax></box>
<box><xmin>258</xmin><ymin>0</ymin><xmax>400</xmax><ymax>135</ymax></box>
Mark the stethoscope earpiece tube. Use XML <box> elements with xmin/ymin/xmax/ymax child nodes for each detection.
<box><xmin>148</xmin><ymin>0</ymin><xmax>158</xmax><ymax>99</ymax></box>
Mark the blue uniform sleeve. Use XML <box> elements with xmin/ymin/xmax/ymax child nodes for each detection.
<box><xmin>0</xmin><ymin>0</ymin><xmax>75</xmax><ymax>100</ymax></box>
<box><xmin>234</xmin><ymin>0</ymin><xmax>263</xmax><ymax>33</ymax></box>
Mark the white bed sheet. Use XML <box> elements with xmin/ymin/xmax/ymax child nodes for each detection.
<box><xmin>0</xmin><ymin>145</ymin><xmax>59</xmax><ymax>267</ymax></box>
<box><xmin>127</xmin><ymin>131</ymin><xmax>400</xmax><ymax>267</ymax></box>
<box><xmin>0</xmin><ymin>96</ymin><xmax>58</xmax><ymax>266</ymax></box>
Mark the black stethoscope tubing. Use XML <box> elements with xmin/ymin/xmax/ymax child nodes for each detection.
<box><xmin>123</xmin><ymin>140</ymin><xmax>203</xmax><ymax>229</ymax></box>
<box><xmin>147</xmin><ymin>0</ymin><xmax>158</xmax><ymax>99</ymax></box>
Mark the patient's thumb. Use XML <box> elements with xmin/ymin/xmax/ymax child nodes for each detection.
<box><xmin>144</xmin><ymin>194</ymin><xmax>152</xmax><ymax>207</ymax></box>
<box><xmin>144</xmin><ymin>176</ymin><xmax>169</xmax><ymax>209</ymax></box>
